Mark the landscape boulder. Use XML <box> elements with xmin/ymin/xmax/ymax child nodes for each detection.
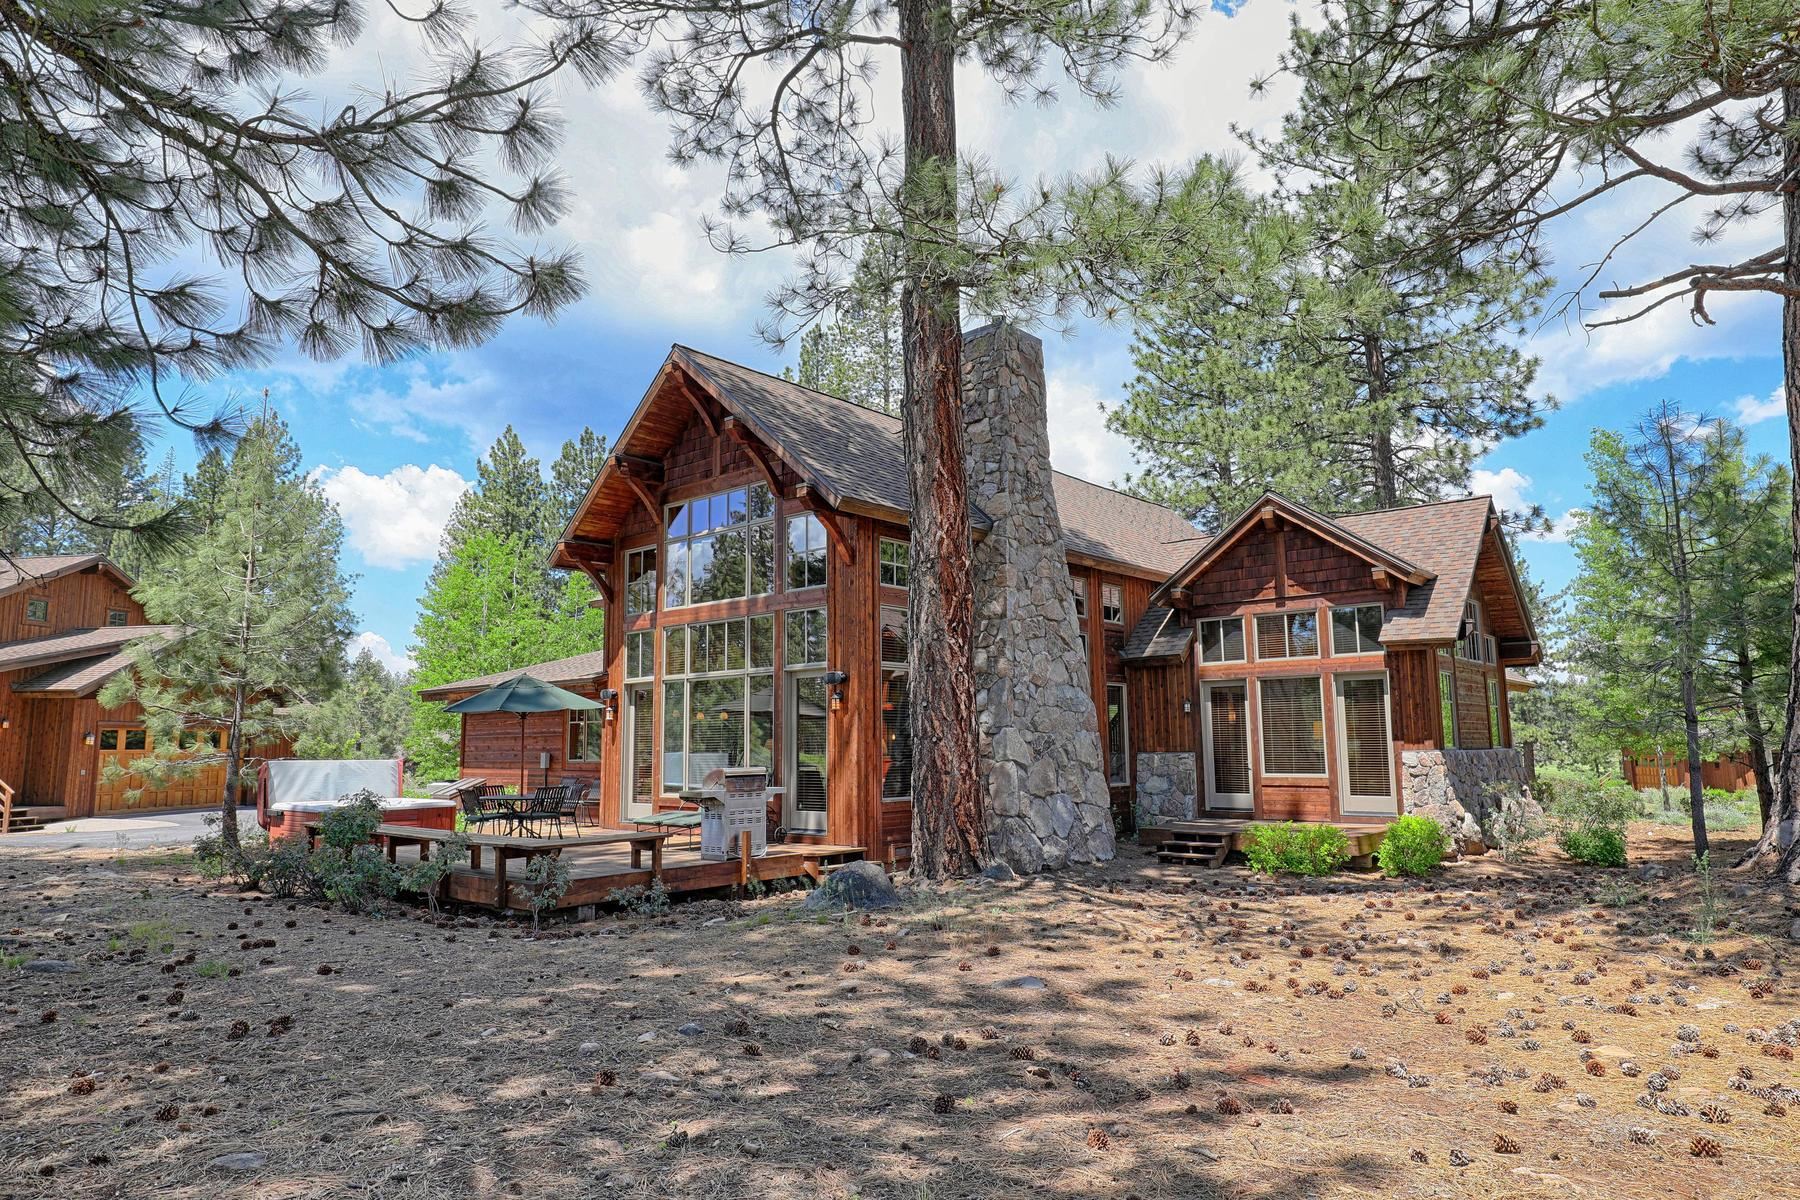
<box><xmin>802</xmin><ymin>861</ymin><xmax>901</xmax><ymax>911</ymax></box>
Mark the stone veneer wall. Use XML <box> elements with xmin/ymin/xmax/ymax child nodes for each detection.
<box><xmin>964</xmin><ymin>321</ymin><xmax>1116</xmax><ymax>872</ymax></box>
<box><xmin>1135</xmin><ymin>752</ymin><xmax>1198</xmax><ymax>823</ymax></box>
<box><xmin>1401</xmin><ymin>747</ymin><xmax>1540</xmax><ymax>849</ymax></box>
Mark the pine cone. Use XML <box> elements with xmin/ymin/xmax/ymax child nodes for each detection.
<box><xmin>1689</xmin><ymin>1135</ymin><xmax>1722</xmax><ymax>1158</ymax></box>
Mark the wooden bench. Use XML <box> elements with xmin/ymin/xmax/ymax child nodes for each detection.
<box><xmin>303</xmin><ymin>822</ymin><xmax>673</xmax><ymax>910</ymax></box>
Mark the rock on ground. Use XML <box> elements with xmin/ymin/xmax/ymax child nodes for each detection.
<box><xmin>802</xmin><ymin>861</ymin><xmax>901</xmax><ymax>911</ymax></box>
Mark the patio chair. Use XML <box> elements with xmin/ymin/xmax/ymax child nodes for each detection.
<box><xmin>457</xmin><ymin>787</ymin><xmax>506</xmax><ymax>833</ymax></box>
<box><xmin>557</xmin><ymin>778</ymin><xmax>590</xmax><ymax>833</ymax></box>
<box><xmin>523</xmin><ymin>784</ymin><xmax>570</xmax><ymax>837</ymax></box>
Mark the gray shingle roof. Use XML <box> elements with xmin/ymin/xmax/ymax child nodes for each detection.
<box><xmin>1335</xmin><ymin>496</ymin><xmax>1494</xmax><ymax>644</ymax></box>
<box><xmin>12</xmin><ymin>628</ymin><xmax>183</xmax><ymax>697</ymax></box>
<box><xmin>674</xmin><ymin>347</ymin><xmax>1201</xmax><ymax>578</ymax></box>
<box><xmin>0</xmin><ymin>554</ymin><xmax>121</xmax><ymax>598</ymax></box>
<box><xmin>0</xmin><ymin>624</ymin><xmax>177</xmax><ymax>672</ymax></box>
<box><xmin>415</xmin><ymin>649</ymin><xmax>610</xmax><ymax>701</ymax></box>
<box><xmin>1121</xmin><ymin>606</ymin><xmax>1194</xmax><ymax>663</ymax></box>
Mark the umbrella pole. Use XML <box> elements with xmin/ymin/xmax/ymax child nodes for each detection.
<box><xmin>518</xmin><ymin>713</ymin><xmax>527</xmax><ymax>796</ymax></box>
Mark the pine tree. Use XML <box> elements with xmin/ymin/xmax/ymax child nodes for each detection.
<box><xmin>787</xmin><ymin>240</ymin><xmax>905</xmax><ymax>414</ymax></box>
<box><xmin>99</xmin><ymin>412</ymin><xmax>354</xmax><ymax>851</ymax></box>
<box><xmin>2</xmin><ymin>1</ymin><xmax>613</xmax><ymax>556</ymax></box>
<box><xmin>294</xmin><ymin>649</ymin><xmax>414</xmax><ymax>761</ymax></box>
<box><xmin>547</xmin><ymin>428</ymin><xmax>609</xmax><ymax>540</ymax></box>
<box><xmin>438</xmin><ymin>428</ymin><xmax>553</xmax><ymax>564</ymax></box>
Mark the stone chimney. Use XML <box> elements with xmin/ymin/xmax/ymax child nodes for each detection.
<box><xmin>962</xmin><ymin>321</ymin><xmax>1117</xmax><ymax>872</ymax></box>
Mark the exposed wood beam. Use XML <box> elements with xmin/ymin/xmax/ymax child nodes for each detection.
<box><xmin>1167</xmin><ymin>586</ymin><xmax>1189</xmax><ymax>608</ymax></box>
<box><xmin>575</xmin><ymin>563</ymin><xmax>613</xmax><ymax>609</ymax></box>
<box><xmin>1260</xmin><ymin>507</ymin><xmax>1278</xmax><ymax>531</ymax></box>
<box><xmin>556</xmin><ymin>538</ymin><xmax>615</xmax><ymax>567</ymax></box>
<box><xmin>622</xmin><ymin>476</ymin><xmax>662</xmax><ymax>525</ymax></box>
<box><xmin>721</xmin><ymin>416</ymin><xmax>793</xmax><ymax>498</ymax></box>
<box><xmin>673</xmin><ymin>369</ymin><xmax>719</xmax><ymax>438</ymax></box>
<box><xmin>1371</xmin><ymin>566</ymin><xmax>1391</xmax><ymax>591</ymax></box>
<box><xmin>795</xmin><ymin>484</ymin><xmax>855</xmax><ymax>562</ymax></box>
<box><xmin>612</xmin><ymin>453</ymin><xmax>665</xmax><ymax>483</ymax></box>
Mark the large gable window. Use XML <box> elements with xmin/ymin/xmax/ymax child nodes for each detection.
<box><xmin>1255</xmin><ymin>610</ymin><xmax>1319</xmax><ymax>660</ymax></box>
<box><xmin>664</xmin><ymin>484</ymin><xmax>775</xmax><ymax>608</ymax></box>
<box><xmin>787</xmin><ymin>513</ymin><xmax>829</xmax><ymax>589</ymax></box>
<box><xmin>1259</xmin><ymin>676</ymin><xmax>1327</xmax><ymax>776</ymax></box>
<box><xmin>1199</xmin><ymin>617</ymin><xmax>1246</xmax><ymax>664</ymax></box>
<box><xmin>624</xmin><ymin>547</ymin><xmax>657</xmax><ymax>617</ymax></box>
<box><xmin>661</xmin><ymin>615</ymin><xmax>776</xmax><ymax>788</ymax></box>
<box><xmin>1330</xmin><ymin>605</ymin><xmax>1384</xmax><ymax>655</ymax></box>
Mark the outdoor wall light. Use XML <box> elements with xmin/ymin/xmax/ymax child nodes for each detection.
<box><xmin>83</xmin><ymin>731</ymin><xmax>95</xmax><ymax>746</ymax></box>
<box><xmin>598</xmin><ymin>688</ymin><xmax>618</xmax><ymax>721</ymax></box>
<box><xmin>0</xmin><ymin>715</ymin><xmax>9</xmax><ymax>730</ymax></box>
<box><xmin>824</xmin><ymin>669</ymin><xmax>850</xmax><ymax>711</ymax></box>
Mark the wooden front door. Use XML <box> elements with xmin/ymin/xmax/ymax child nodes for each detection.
<box><xmin>1335</xmin><ymin>673</ymin><xmax>1397</xmax><ymax>817</ymax></box>
<box><xmin>784</xmin><ymin>671</ymin><xmax>828</xmax><ymax>834</ymax></box>
<box><xmin>623</xmin><ymin>685</ymin><xmax>655</xmax><ymax>819</ymax></box>
<box><xmin>1201</xmin><ymin>682</ymin><xmax>1253</xmax><ymax>811</ymax></box>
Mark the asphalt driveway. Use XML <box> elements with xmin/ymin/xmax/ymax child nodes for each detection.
<box><xmin>0</xmin><ymin>807</ymin><xmax>253</xmax><ymax>852</ymax></box>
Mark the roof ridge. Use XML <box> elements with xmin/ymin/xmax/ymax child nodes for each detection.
<box><xmin>1333</xmin><ymin>494</ymin><xmax>1493</xmax><ymax>520</ymax></box>
<box><xmin>674</xmin><ymin>344</ymin><xmax>1199</xmax><ymax>529</ymax></box>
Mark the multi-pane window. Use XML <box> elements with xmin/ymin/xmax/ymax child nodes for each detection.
<box><xmin>660</xmin><ymin>615</ymin><xmax>777</xmax><ymax>788</ymax></box>
<box><xmin>787</xmin><ymin>513</ymin><xmax>828</xmax><ymax>589</ymax></box>
<box><xmin>1487</xmin><ymin>678</ymin><xmax>1502</xmax><ymax>747</ymax></box>
<box><xmin>624</xmin><ymin>547</ymin><xmax>657</xmax><ymax>617</ymax></box>
<box><xmin>1101</xmin><ymin>583</ymin><xmax>1124</xmax><ymax>625</ymax></box>
<box><xmin>568</xmin><ymin>711</ymin><xmax>603</xmax><ymax>762</ymax></box>
<box><xmin>624</xmin><ymin>631</ymin><xmax>654</xmax><ymax>680</ymax></box>
<box><xmin>880</xmin><ymin>606</ymin><xmax>912</xmax><ymax>801</ymax></box>
<box><xmin>1456</xmin><ymin>600</ymin><xmax>1495</xmax><ymax>662</ymax></box>
<box><xmin>1255</xmin><ymin>610</ymin><xmax>1319</xmax><ymax>659</ymax></box>
<box><xmin>785</xmin><ymin>607</ymin><xmax>828</xmax><ymax>666</ymax></box>
<box><xmin>1105</xmin><ymin>683</ymin><xmax>1129</xmax><ymax>784</ymax></box>
<box><xmin>1330</xmin><ymin>605</ymin><xmax>1384</xmax><ymax>655</ymax></box>
<box><xmin>1438</xmin><ymin>658</ymin><xmax>1457</xmax><ymax>748</ymax></box>
<box><xmin>1199</xmin><ymin>617</ymin><xmax>1246</xmax><ymax>664</ymax></box>
<box><xmin>879</xmin><ymin>538</ymin><xmax>910</xmax><ymax>588</ymax></box>
<box><xmin>665</xmin><ymin>484</ymin><xmax>775</xmax><ymax>608</ymax></box>
<box><xmin>24</xmin><ymin>598</ymin><xmax>47</xmax><ymax>623</ymax></box>
<box><xmin>1069</xmin><ymin>579</ymin><xmax>1089</xmax><ymax>620</ymax></box>
<box><xmin>1259</xmin><ymin>676</ymin><xmax>1327</xmax><ymax>775</ymax></box>
<box><xmin>106</xmin><ymin>609</ymin><xmax>129</xmax><ymax>627</ymax></box>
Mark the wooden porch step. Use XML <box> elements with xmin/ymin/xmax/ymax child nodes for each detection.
<box><xmin>1155</xmin><ymin>831</ymin><xmax>1233</xmax><ymax>868</ymax></box>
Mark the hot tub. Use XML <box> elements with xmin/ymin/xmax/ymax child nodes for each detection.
<box><xmin>265</xmin><ymin>796</ymin><xmax>457</xmax><ymax>842</ymax></box>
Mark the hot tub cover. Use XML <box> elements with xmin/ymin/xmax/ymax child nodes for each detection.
<box><xmin>262</xmin><ymin>759</ymin><xmax>403</xmax><ymax>812</ymax></box>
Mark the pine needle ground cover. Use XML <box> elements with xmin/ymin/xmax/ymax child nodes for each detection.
<box><xmin>0</xmin><ymin>822</ymin><xmax>1792</xmax><ymax>1199</ymax></box>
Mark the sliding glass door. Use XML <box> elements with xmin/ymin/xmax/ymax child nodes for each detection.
<box><xmin>1335</xmin><ymin>673</ymin><xmax>1397</xmax><ymax>817</ymax></box>
<box><xmin>1201</xmin><ymin>682</ymin><xmax>1253</xmax><ymax>811</ymax></box>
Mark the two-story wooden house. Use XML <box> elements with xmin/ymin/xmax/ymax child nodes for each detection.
<box><xmin>0</xmin><ymin>555</ymin><xmax>287</xmax><ymax>829</ymax></box>
<box><xmin>422</xmin><ymin>335</ymin><xmax>1541</xmax><ymax>868</ymax></box>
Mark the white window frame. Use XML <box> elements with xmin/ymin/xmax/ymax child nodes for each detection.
<box><xmin>1329</xmin><ymin>604</ymin><xmax>1385</xmax><ymax>655</ymax></box>
<box><xmin>1198</xmin><ymin>617</ymin><xmax>1246</xmax><ymax>664</ymax></box>
<box><xmin>1487</xmin><ymin>677</ymin><xmax>1503</xmax><ymax>747</ymax></box>
<box><xmin>1069</xmin><ymin>577</ymin><xmax>1089</xmax><ymax>621</ymax></box>
<box><xmin>878</xmin><ymin>538</ymin><xmax>910</xmax><ymax>589</ymax></box>
<box><xmin>1457</xmin><ymin>599</ymin><xmax>1486</xmax><ymax>661</ymax></box>
<box><xmin>784</xmin><ymin>606</ymin><xmax>828</xmax><ymax>668</ymax></box>
<box><xmin>1101</xmin><ymin>583</ymin><xmax>1124</xmax><ymax>626</ymax></box>
<box><xmin>661</xmin><ymin>615</ymin><xmax>777</xmax><ymax>789</ymax></box>
<box><xmin>1438</xmin><ymin>658</ymin><xmax>1458</xmax><ymax>749</ymax></box>
<box><xmin>624</xmin><ymin>630</ymin><xmax>654</xmax><ymax>681</ymax></box>
<box><xmin>1334</xmin><ymin>671</ymin><xmax>1397</xmax><ymax>816</ymax></box>
<box><xmin>1255</xmin><ymin>610</ymin><xmax>1320</xmax><ymax>660</ymax></box>
<box><xmin>1256</xmin><ymin>674</ymin><xmax>1329</xmax><ymax>778</ymax></box>
<box><xmin>1200</xmin><ymin>680</ymin><xmax>1254</xmax><ymax>810</ymax></box>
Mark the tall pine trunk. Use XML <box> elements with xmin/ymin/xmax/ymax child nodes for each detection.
<box><xmin>1756</xmin><ymin>80</ymin><xmax>1800</xmax><ymax>879</ymax></box>
<box><xmin>1736</xmin><ymin>636</ymin><xmax>1776</xmax><ymax>828</ymax></box>
<box><xmin>1364</xmin><ymin>332</ymin><xmax>1399</xmax><ymax>507</ymax></box>
<box><xmin>1664</xmin><ymin>428</ymin><xmax>1709</xmax><ymax>860</ymax></box>
<box><xmin>900</xmin><ymin>0</ymin><xmax>984</xmax><ymax>878</ymax></box>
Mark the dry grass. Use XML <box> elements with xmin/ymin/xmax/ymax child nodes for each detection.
<box><xmin>0</xmin><ymin>821</ymin><xmax>1794</xmax><ymax>1199</ymax></box>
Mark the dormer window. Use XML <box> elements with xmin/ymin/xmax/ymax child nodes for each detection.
<box><xmin>25</xmin><ymin>598</ymin><xmax>47</xmax><ymax>623</ymax></box>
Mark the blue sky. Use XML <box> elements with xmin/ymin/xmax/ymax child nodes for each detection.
<box><xmin>146</xmin><ymin>2</ymin><xmax>1791</xmax><ymax>672</ymax></box>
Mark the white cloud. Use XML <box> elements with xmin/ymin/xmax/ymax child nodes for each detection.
<box><xmin>350</xmin><ymin>630</ymin><xmax>415</xmax><ymax>675</ymax></box>
<box><xmin>1735</xmin><ymin>386</ymin><xmax>1788</xmax><ymax>426</ymax></box>
<box><xmin>1524</xmin><ymin>509</ymin><xmax>1584</xmax><ymax>544</ymax></box>
<box><xmin>1045</xmin><ymin>358</ymin><xmax>1137</xmax><ymax>485</ymax></box>
<box><xmin>314</xmin><ymin>463</ymin><xmax>469</xmax><ymax>569</ymax></box>
<box><xmin>1469</xmin><ymin>466</ymin><xmax>1534</xmax><ymax>513</ymax></box>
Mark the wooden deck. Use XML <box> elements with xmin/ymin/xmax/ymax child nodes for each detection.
<box><xmin>433</xmin><ymin>836</ymin><xmax>866</xmax><ymax>913</ymax></box>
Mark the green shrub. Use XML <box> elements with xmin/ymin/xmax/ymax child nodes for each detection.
<box><xmin>314</xmin><ymin>844</ymin><xmax>399</xmax><ymax>912</ymax></box>
<box><xmin>402</xmin><ymin>832</ymin><xmax>471</xmax><ymax>916</ymax></box>
<box><xmin>1242</xmin><ymin>822</ymin><xmax>1351</xmax><ymax>876</ymax></box>
<box><xmin>1557</xmin><ymin>825</ymin><xmax>1627</xmax><ymax>867</ymax></box>
<box><xmin>1482</xmin><ymin>786</ymin><xmax>1547</xmax><ymax>862</ymax></box>
<box><xmin>316</xmin><ymin>790</ymin><xmax>385</xmax><ymax>851</ymax></box>
<box><xmin>518</xmin><ymin>853</ymin><xmax>573</xmax><ymax>935</ymax></box>
<box><xmin>1376</xmin><ymin>815</ymin><xmax>1447</xmax><ymax>877</ymax></box>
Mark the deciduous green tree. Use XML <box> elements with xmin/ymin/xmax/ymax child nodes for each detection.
<box><xmin>99</xmin><ymin>413</ymin><xmax>354</xmax><ymax>851</ymax></box>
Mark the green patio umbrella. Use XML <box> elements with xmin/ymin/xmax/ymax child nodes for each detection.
<box><xmin>443</xmin><ymin>675</ymin><xmax>602</xmax><ymax>792</ymax></box>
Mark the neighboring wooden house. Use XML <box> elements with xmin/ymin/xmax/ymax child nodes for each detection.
<box><xmin>422</xmin><ymin>340</ymin><xmax>1539</xmax><ymax>868</ymax></box>
<box><xmin>1126</xmin><ymin>492</ymin><xmax>1540</xmax><ymax>826</ymax></box>
<box><xmin>1621</xmin><ymin>750</ymin><xmax>1759</xmax><ymax>794</ymax></box>
<box><xmin>416</xmin><ymin>650</ymin><xmax>609</xmax><ymax>795</ymax></box>
<box><xmin>0</xmin><ymin>555</ymin><xmax>289</xmax><ymax>828</ymax></box>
